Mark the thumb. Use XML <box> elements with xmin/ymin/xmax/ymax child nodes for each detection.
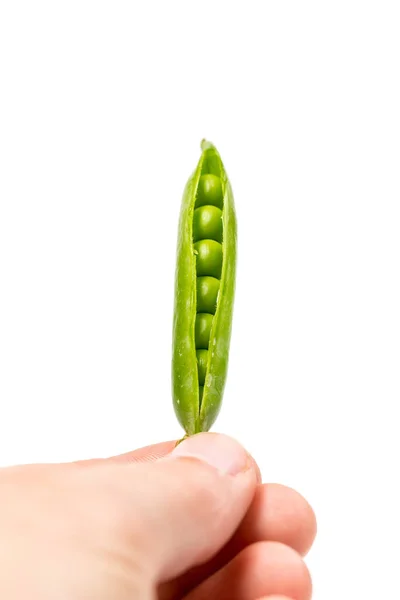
<box><xmin>128</xmin><ymin>433</ymin><xmax>258</xmax><ymax>582</ymax></box>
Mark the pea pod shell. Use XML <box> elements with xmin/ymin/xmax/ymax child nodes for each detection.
<box><xmin>172</xmin><ymin>141</ymin><xmax>237</xmax><ymax>434</ymax></box>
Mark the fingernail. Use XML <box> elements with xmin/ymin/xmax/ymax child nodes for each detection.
<box><xmin>169</xmin><ymin>433</ymin><xmax>250</xmax><ymax>476</ymax></box>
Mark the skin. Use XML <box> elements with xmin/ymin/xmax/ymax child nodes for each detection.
<box><xmin>0</xmin><ymin>432</ymin><xmax>316</xmax><ymax>599</ymax></box>
<box><xmin>172</xmin><ymin>142</ymin><xmax>237</xmax><ymax>434</ymax></box>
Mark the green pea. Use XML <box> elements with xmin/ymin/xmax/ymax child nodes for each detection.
<box><xmin>196</xmin><ymin>276</ymin><xmax>220</xmax><ymax>314</ymax></box>
<box><xmin>196</xmin><ymin>349</ymin><xmax>208</xmax><ymax>385</ymax></box>
<box><xmin>172</xmin><ymin>140</ymin><xmax>237</xmax><ymax>434</ymax></box>
<box><xmin>196</xmin><ymin>174</ymin><xmax>224</xmax><ymax>209</ymax></box>
<box><xmin>195</xmin><ymin>313</ymin><xmax>213</xmax><ymax>349</ymax></box>
<box><xmin>194</xmin><ymin>239</ymin><xmax>223</xmax><ymax>279</ymax></box>
<box><xmin>193</xmin><ymin>205</ymin><xmax>223</xmax><ymax>243</ymax></box>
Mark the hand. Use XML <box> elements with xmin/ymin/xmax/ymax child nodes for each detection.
<box><xmin>0</xmin><ymin>433</ymin><xmax>316</xmax><ymax>599</ymax></box>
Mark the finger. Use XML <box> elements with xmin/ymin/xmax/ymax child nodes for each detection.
<box><xmin>1</xmin><ymin>443</ymin><xmax>178</xmax><ymax>474</ymax></box>
<box><xmin>110</xmin><ymin>441</ymin><xmax>177</xmax><ymax>463</ymax></box>
<box><xmin>111</xmin><ymin>448</ymin><xmax>312</xmax><ymax>561</ymax></box>
<box><xmin>257</xmin><ymin>596</ymin><xmax>295</xmax><ymax>600</ymax></box>
<box><xmin>71</xmin><ymin>440</ymin><xmax>177</xmax><ymax>468</ymax></box>
<box><xmin>183</xmin><ymin>542</ymin><xmax>312</xmax><ymax>600</ymax></box>
<box><xmin>113</xmin><ymin>433</ymin><xmax>258</xmax><ymax>582</ymax></box>
<box><xmin>231</xmin><ymin>483</ymin><xmax>317</xmax><ymax>557</ymax></box>
<box><xmin>66</xmin><ymin>435</ymin><xmax>263</xmax><ymax>487</ymax></box>
<box><xmin>110</xmin><ymin>438</ymin><xmax>261</xmax><ymax>482</ymax></box>
<box><xmin>159</xmin><ymin>483</ymin><xmax>316</xmax><ymax>599</ymax></box>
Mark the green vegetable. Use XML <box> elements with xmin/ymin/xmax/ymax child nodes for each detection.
<box><xmin>172</xmin><ymin>140</ymin><xmax>237</xmax><ymax>434</ymax></box>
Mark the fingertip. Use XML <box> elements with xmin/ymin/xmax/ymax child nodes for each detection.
<box><xmin>273</xmin><ymin>484</ymin><xmax>317</xmax><ymax>555</ymax></box>
<box><xmin>190</xmin><ymin>540</ymin><xmax>312</xmax><ymax>600</ymax></box>
<box><xmin>246</xmin><ymin>541</ymin><xmax>312</xmax><ymax>592</ymax></box>
<box><xmin>245</xmin><ymin>483</ymin><xmax>317</xmax><ymax>556</ymax></box>
<box><xmin>169</xmin><ymin>432</ymin><xmax>254</xmax><ymax>478</ymax></box>
<box><xmin>248</xmin><ymin>453</ymin><xmax>262</xmax><ymax>484</ymax></box>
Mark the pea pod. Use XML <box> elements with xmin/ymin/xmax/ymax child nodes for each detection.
<box><xmin>172</xmin><ymin>140</ymin><xmax>237</xmax><ymax>434</ymax></box>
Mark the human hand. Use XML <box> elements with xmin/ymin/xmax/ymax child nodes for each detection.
<box><xmin>0</xmin><ymin>433</ymin><xmax>316</xmax><ymax>599</ymax></box>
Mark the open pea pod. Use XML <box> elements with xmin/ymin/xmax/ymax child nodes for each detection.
<box><xmin>172</xmin><ymin>140</ymin><xmax>237</xmax><ymax>434</ymax></box>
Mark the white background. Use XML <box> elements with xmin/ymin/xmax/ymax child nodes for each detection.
<box><xmin>1</xmin><ymin>2</ymin><xmax>399</xmax><ymax>598</ymax></box>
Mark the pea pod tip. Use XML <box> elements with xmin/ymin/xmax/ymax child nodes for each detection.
<box><xmin>200</xmin><ymin>139</ymin><xmax>215</xmax><ymax>152</ymax></box>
